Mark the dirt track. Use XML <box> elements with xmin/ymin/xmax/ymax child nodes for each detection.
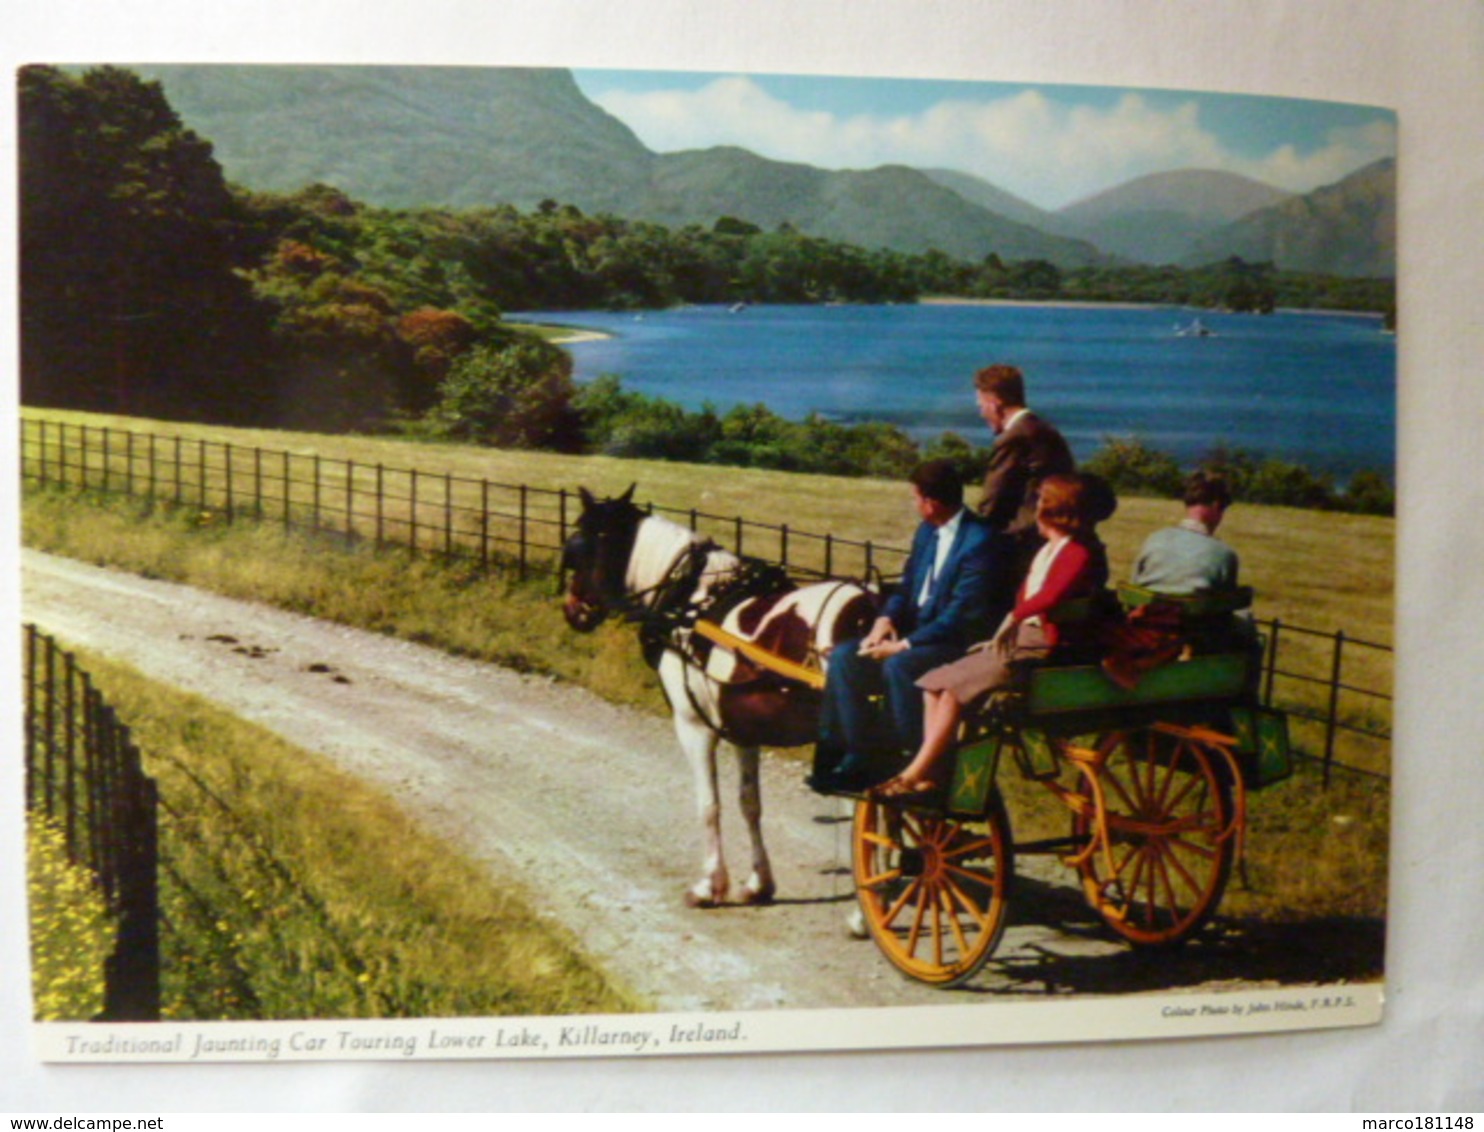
<box><xmin>22</xmin><ymin>550</ymin><xmax>1376</xmax><ymax>1010</ymax></box>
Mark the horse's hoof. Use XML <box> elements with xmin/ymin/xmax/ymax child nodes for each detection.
<box><xmin>684</xmin><ymin>889</ymin><xmax>721</xmax><ymax>909</ymax></box>
<box><xmin>738</xmin><ymin>885</ymin><xmax>776</xmax><ymax>906</ymax></box>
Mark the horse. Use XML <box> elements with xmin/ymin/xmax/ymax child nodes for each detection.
<box><xmin>560</xmin><ymin>486</ymin><xmax>878</xmax><ymax>907</ymax></box>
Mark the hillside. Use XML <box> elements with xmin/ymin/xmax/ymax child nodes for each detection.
<box><xmin>141</xmin><ymin>64</ymin><xmax>1102</xmax><ymax>267</ymax></box>
<box><xmin>1185</xmin><ymin>158</ymin><xmax>1397</xmax><ymax>276</ymax></box>
<box><xmin>141</xmin><ymin>64</ymin><xmax>656</xmax><ymax>214</ymax></box>
<box><xmin>1056</xmin><ymin>169</ymin><xmax>1295</xmax><ymax>265</ymax></box>
<box><xmin>645</xmin><ymin>150</ymin><xmax>1104</xmax><ymax>264</ymax></box>
<box><xmin>918</xmin><ymin>168</ymin><xmax>1067</xmax><ymax>232</ymax></box>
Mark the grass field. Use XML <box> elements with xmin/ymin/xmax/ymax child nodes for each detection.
<box><xmin>33</xmin><ymin>645</ymin><xmax>639</xmax><ymax>1021</ymax></box>
<box><xmin>18</xmin><ymin>408</ymin><xmax>1395</xmax><ymax>632</ymax></box>
<box><xmin>20</xmin><ymin>407</ymin><xmax>1395</xmax><ymax>765</ymax></box>
<box><xmin>19</xmin><ymin>408</ymin><xmax>1392</xmax><ymax>933</ymax></box>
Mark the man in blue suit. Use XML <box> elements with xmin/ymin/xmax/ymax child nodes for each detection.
<box><xmin>810</xmin><ymin>460</ymin><xmax>1012</xmax><ymax>793</ymax></box>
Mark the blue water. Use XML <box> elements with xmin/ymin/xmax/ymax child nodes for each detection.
<box><xmin>516</xmin><ymin>303</ymin><xmax>1396</xmax><ymax>476</ymax></box>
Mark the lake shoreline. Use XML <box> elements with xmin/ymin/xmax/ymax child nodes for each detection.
<box><xmin>522</xmin><ymin>298</ymin><xmax>1390</xmax><ymax>333</ymax></box>
<box><xmin>921</xmin><ymin>295</ymin><xmax>1388</xmax><ymax>318</ymax></box>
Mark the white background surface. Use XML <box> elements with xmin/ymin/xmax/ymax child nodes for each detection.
<box><xmin>2</xmin><ymin>0</ymin><xmax>1481</xmax><ymax>1111</ymax></box>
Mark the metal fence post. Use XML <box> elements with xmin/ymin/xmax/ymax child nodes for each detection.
<box><xmin>1263</xmin><ymin>619</ymin><xmax>1282</xmax><ymax>707</ymax></box>
<box><xmin>1324</xmin><ymin>631</ymin><xmax>1346</xmax><ymax>787</ymax></box>
<box><xmin>24</xmin><ymin>626</ymin><xmax>37</xmax><ymax>812</ymax></box>
<box><xmin>63</xmin><ymin>651</ymin><xmax>78</xmax><ymax>855</ymax></box>
<box><xmin>480</xmin><ymin>480</ymin><xmax>490</xmax><ymax>571</ymax></box>
<box><xmin>444</xmin><ymin>472</ymin><xmax>454</xmax><ymax>558</ymax></box>
<box><xmin>519</xmin><ymin>485</ymin><xmax>529</xmax><ymax>580</ymax></box>
<box><xmin>376</xmin><ymin>464</ymin><xmax>385</xmax><ymax>548</ymax></box>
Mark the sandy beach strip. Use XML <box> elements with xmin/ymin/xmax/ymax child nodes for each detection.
<box><xmin>506</xmin><ymin>320</ymin><xmax>614</xmax><ymax>344</ymax></box>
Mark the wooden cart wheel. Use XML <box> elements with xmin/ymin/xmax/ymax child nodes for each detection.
<box><xmin>852</xmin><ymin>791</ymin><xmax>1014</xmax><ymax>987</ymax></box>
<box><xmin>1073</xmin><ymin>727</ymin><xmax>1234</xmax><ymax>947</ymax></box>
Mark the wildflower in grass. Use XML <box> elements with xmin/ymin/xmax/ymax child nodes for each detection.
<box><xmin>27</xmin><ymin>816</ymin><xmax>115</xmax><ymax>1020</ymax></box>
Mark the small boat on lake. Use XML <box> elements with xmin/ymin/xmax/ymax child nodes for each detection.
<box><xmin>1175</xmin><ymin>317</ymin><xmax>1215</xmax><ymax>338</ymax></box>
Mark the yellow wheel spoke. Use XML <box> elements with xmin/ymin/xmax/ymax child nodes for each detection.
<box><xmin>860</xmin><ymin>867</ymin><xmax>903</xmax><ymax>889</ymax></box>
<box><xmin>942</xmin><ymin>861</ymin><xmax>1000</xmax><ymax>899</ymax></box>
<box><xmin>942</xmin><ymin>834</ymin><xmax>998</xmax><ymax>861</ymax></box>
<box><xmin>1166</xmin><ymin>834</ymin><xmax>1218</xmax><ymax>861</ymax></box>
<box><xmin>1161</xmin><ymin>769</ymin><xmax>1204</xmax><ymax>817</ymax></box>
<box><xmin>931</xmin><ymin>885</ymin><xmax>945</xmax><ymax>967</ymax></box>
<box><xmin>938</xmin><ymin>886</ymin><xmax>972</xmax><ymax>957</ymax></box>
<box><xmin>905</xmin><ymin>884</ymin><xmax>929</xmax><ymax>957</ymax></box>
<box><xmin>941</xmin><ymin>871</ymin><xmax>994</xmax><ymax>929</ymax></box>
<box><xmin>883</xmin><ymin>876</ymin><xmax>924</xmax><ymax>927</ymax></box>
<box><xmin>1151</xmin><ymin>850</ymin><xmax>1182</xmax><ymax>923</ymax></box>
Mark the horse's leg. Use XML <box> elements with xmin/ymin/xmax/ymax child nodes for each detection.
<box><xmin>733</xmin><ymin>743</ymin><xmax>776</xmax><ymax>905</ymax></box>
<box><xmin>660</xmin><ymin>652</ymin><xmax>729</xmax><ymax>908</ymax></box>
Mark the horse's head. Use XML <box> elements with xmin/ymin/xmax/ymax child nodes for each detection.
<box><xmin>561</xmin><ymin>484</ymin><xmax>645</xmax><ymax>632</ymax></box>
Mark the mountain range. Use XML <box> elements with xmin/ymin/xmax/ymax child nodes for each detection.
<box><xmin>139</xmin><ymin>64</ymin><xmax>1394</xmax><ymax>277</ymax></box>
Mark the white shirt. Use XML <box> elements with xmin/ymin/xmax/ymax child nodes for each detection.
<box><xmin>1000</xmin><ymin>407</ymin><xmax>1032</xmax><ymax>434</ymax></box>
<box><xmin>1020</xmin><ymin>533</ymin><xmax>1071</xmax><ymax>628</ymax></box>
<box><xmin>918</xmin><ymin>507</ymin><xmax>965</xmax><ymax>606</ymax></box>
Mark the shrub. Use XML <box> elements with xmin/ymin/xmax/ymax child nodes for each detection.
<box><xmin>1244</xmin><ymin>458</ymin><xmax>1337</xmax><ymax>510</ymax></box>
<box><xmin>921</xmin><ymin>432</ymin><xmax>993</xmax><ymax>486</ymax></box>
<box><xmin>1340</xmin><ymin>470</ymin><xmax>1395</xmax><ymax>516</ymax></box>
<box><xmin>429</xmin><ymin>336</ymin><xmax>582</xmax><ymax>450</ymax></box>
<box><xmin>1084</xmin><ymin>437</ymin><xmax>1186</xmax><ymax>498</ymax></box>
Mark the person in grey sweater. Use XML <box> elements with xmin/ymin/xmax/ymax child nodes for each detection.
<box><xmin>1133</xmin><ymin>471</ymin><xmax>1238</xmax><ymax>594</ymax></box>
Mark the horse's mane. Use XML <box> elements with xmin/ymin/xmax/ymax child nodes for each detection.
<box><xmin>626</xmin><ymin>515</ymin><xmax>741</xmax><ymax>607</ymax></box>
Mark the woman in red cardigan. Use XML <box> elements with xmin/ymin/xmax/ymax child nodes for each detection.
<box><xmin>871</xmin><ymin>473</ymin><xmax>1111</xmax><ymax>799</ymax></box>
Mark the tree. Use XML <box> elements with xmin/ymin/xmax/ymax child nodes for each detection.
<box><xmin>396</xmin><ymin>308</ymin><xmax>477</xmax><ymax>406</ymax></box>
<box><xmin>429</xmin><ymin>337</ymin><xmax>581</xmax><ymax>449</ymax></box>
<box><xmin>19</xmin><ymin>65</ymin><xmax>271</xmax><ymax>421</ymax></box>
<box><xmin>1083</xmin><ymin>437</ymin><xmax>1186</xmax><ymax>498</ymax></box>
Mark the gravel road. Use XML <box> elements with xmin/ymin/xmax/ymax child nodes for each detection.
<box><xmin>25</xmin><ymin>550</ymin><xmax>1351</xmax><ymax>1012</ymax></box>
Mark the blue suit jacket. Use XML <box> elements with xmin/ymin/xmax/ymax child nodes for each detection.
<box><xmin>882</xmin><ymin>510</ymin><xmax>1011</xmax><ymax>650</ymax></box>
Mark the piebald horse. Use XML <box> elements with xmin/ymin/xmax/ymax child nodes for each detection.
<box><xmin>561</xmin><ymin>486</ymin><xmax>877</xmax><ymax>907</ymax></box>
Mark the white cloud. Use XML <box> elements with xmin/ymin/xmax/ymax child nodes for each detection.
<box><xmin>1243</xmin><ymin>119</ymin><xmax>1398</xmax><ymax>193</ymax></box>
<box><xmin>591</xmin><ymin>77</ymin><xmax>1396</xmax><ymax>210</ymax></box>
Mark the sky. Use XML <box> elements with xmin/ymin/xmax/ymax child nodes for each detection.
<box><xmin>574</xmin><ymin>70</ymin><xmax>1396</xmax><ymax>211</ymax></box>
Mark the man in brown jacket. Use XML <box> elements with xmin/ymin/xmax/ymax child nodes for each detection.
<box><xmin>974</xmin><ymin>364</ymin><xmax>1075</xmax><ymax>572</ymax></box>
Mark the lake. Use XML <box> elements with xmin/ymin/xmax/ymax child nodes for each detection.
<box><xmin>514</xmin><ymin>302</ymin><xmax>1396</xmax><ymax>477</ymax></box>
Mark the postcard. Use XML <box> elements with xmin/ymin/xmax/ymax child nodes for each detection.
<box><xmin>17</xmin><ymin>59</ymin><xmax>1394</xmax><ymax>1065</ymax></box>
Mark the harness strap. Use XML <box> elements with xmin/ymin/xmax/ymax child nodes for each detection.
<box><xmin>692</xmin><ymin>619</ymin><xmax>827</xmax><ymax>690</ymax></box>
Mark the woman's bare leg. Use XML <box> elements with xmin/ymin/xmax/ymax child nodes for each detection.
<box><xmin>893</xmin><ymin>690</ymin><xmax>963</xmax><ymax>786</ymax></box>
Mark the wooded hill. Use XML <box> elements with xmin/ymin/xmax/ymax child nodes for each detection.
<box><xmin>138</xmin><ymin>64</ymin><xmax>1395</xmax><ymax>276</ymax></box>
<box><xmin>18</xmin><ymin>65</ymin><xmax>1393</xmax><ymax>508</ymax></box>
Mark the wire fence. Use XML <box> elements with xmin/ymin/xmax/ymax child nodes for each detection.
<box><xmin>23</xmin><ymin>623</ymin><xmax>161</xmax><ymax>1021</ymax></box>
<box><xmin>20</xmin><ymin>416</ymin><xmax>1390</xmax><ymax>781</ymax></box>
